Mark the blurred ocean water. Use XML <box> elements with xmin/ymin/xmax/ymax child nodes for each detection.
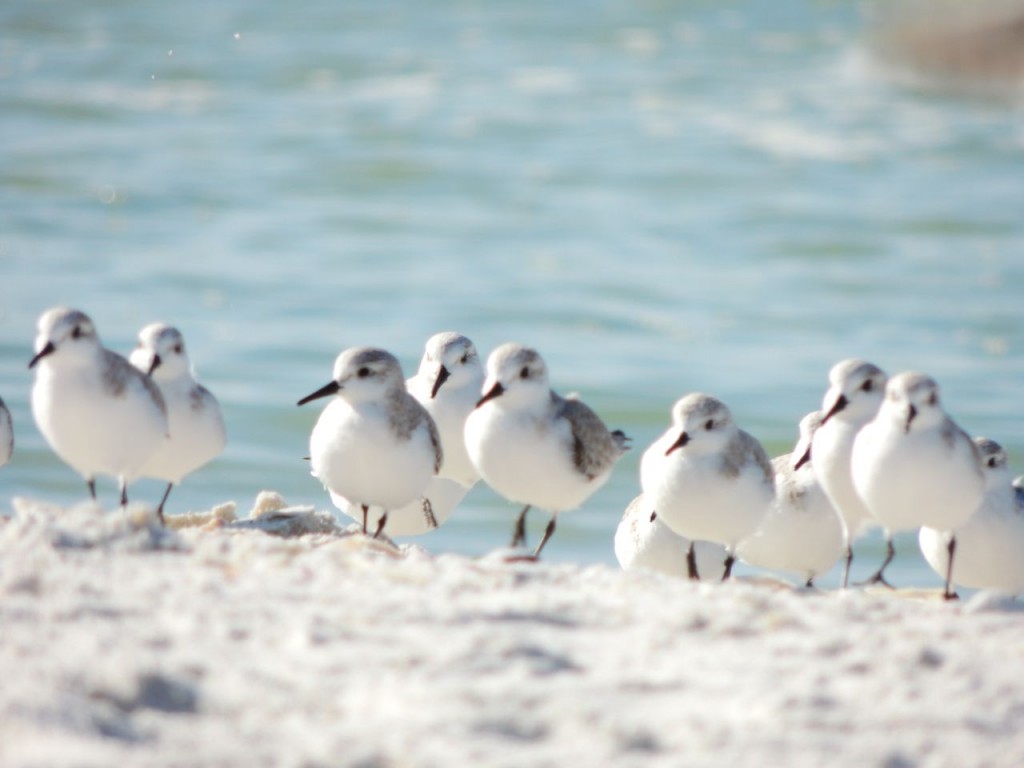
<box><xmin>2</xmin><ymin>0</ymin><xmax>1022</xmax><ymax>588</ymax></box>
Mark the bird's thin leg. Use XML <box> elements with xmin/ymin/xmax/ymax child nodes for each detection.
<box><xmin>532</xmin><ymin>515</ymin><xmax>557</xmax><ymax>559</ymax></box>
<box><xmin>422</xmin><ymin>498</ymin><xmax>438</xmax><ymax>529</ymax></box>
<box><xmin>156</xmin><ymin>483</ymin><xmax>173</xmax><ymax>527</ymax></box>
<box><xmin>686</xmin><ymin>542</ymin><xmax>700</xmax><ymax>581</ymax></box>
<box><xmin>721</xmin><ymin>552</ymin><xmax>735</xmax><ymax>581</ymax></box>
<box><xmin>841</xmin><ymin>543</ymin><xmax>854</xmax><ymax>589</ymax></box>
<box><xmin>361</xmin><ymin>504</ymin><xmax>369</xmax><ymax>535</ymax></box>
<box><xmin>857</xmin><ymin>535</ymin><xmax>895</xmax><ymax>589</ymax></box>
<box><xmin>88</xmin><ymin>478</ymin><xmax>97</xmax><ymax>500</ymax></box>
<box><xmin>805</xmin><ymin>576</ymin><xmax>815</xmax><ymax>589</ymax></box>
<box><xmin>372</xmin><ymin>512</ymin><xmax>388</xmax><ymax>540</ymax></box>
<box><xmin>943</xmin><ymin>535</ymin><xmax>960</xmax><ymax>601</ymax></box>
<box><xmin>119</xmin><ymin>479</ymin><xmax>128</xmax><ymax>510</ymax></box>
<box><xmin>510</xmin><ymin>505</ymin><xmax>531</xmax><ymax>548</ymax></box>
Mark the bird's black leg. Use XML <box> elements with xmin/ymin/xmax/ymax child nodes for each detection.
<box><xmin>361</xmin><ymin>504</ymin><xmax>369</xmax><ymax>535</ymax></box>
<box><xmin>858</xmin><ymin>535</ymin><xmax>895</xmax><ymax>589</ymax></box>
<box><xmin>532</xmin><ymin>515</ymin><xmax>557</xmax><ymax>559</ymax></box>
<box><xmin>841</xmin><ymin>543</ymin><xmax>853</xmax><ymax>589</ymax></box>
<box><xmin>423</xmin><ymin>498</ymin><xmax>438</xmax><ymax>529</ymax></box>
<box><xmin>156</xmin><ymin>483</ymin><xmax>173</xmax><ymax>527</ymax></box>
<box><xmin>119</xmin><ymin>479</ymin><xmax>128</xmax><ymax>510</ymax></box>
<box><xmin>88</xmin><ymin>478</ymin><xmax>97</xmax><ymax>500</ymax></box>
<box><xmin>686</xmin><ymin>542</ymin><xmax>700</xmax><ymax>581</ymax></box>
<box><xmin>722</xmin><ymin>552</ymin><xmax>735</xmax><ymax>581</ymax></box>
<box><xmin>510</xmin><ymin>505</ymin><xmax>531</xmax><ymax>548</ymax></box>
<box><xmin>943</xmin><ymin>535</ymin><xmax>960</xmax><ymax>601</ymax></box>
<box><xmin>372</xmin><ymin>512</ymin><xmax>388</xmax><ymax>540</ymax></box>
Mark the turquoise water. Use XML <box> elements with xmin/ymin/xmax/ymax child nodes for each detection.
<box><xmin>2</xmin><ymin>0</ymin><xmax>1022</xmax><ymax>589</ymax></box>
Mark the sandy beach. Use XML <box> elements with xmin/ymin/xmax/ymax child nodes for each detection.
<box><xmin>2</xmin><ymin>494</ymin><xmax>1023</xmax><ymax>768</ymax></box>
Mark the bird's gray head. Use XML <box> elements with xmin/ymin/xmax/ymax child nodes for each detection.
<box><xmin>820</xmin><ymin>359</ymin><xmax>887</xmax><ymax>425</ymax></box>
<box><xmin>131</xmin><ymin>323</ymin><xmax>191</xmax><ymax>381</ymax></box>
<box><xmin>419</xmin><ymin>332</ymin><xmax>483</xmax><ymax>399</ymax></box>
<box><xmin>297</xmin><ymin>347</ymin><xmax>404</xmax><ymax>407</ymax></box>
<box><xmin>475</xmin><ymin>343</ymin><xmax>549</xmax><ymax>409</ymax></box>
<box><xmin>664</xmin><ymin>393</ymin><xmax>736</xmax><ymax>456</ymax></box>
<box><xmin>974</xmin><ymin>437</ymin><xmax>1009</xmax><ymax>489</ymax></box>
<box><xmin>29</xmin><ymin>306</ymin><xmax>100</xmax><ymax>369</ymax></box>
<box><xmin>791</xmin><ymin>410</ymin><xmax>823</xmax><ymax>470</ymax></box>
<box><xmin>884</xmin><ymin>372</ymin><xmax>942</xmax><ymax>433</ymax></box>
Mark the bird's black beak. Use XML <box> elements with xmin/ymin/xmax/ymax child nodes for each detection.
<box><xmin>28</xmin><ymin>341</ymin><xmax>55</xmax><ymax>369</ymax></box>
<box><xmin>430</xmin><ymin>365</ymin><xmax>451</xmax><ymax>399</ymax></box>
<box><xmin>665</xmin><ymin>431</ymin><xmax>690</xmax><ymax>456</ymax></box>
<box><xmin>475</xmin><ymin>381</ymin><xmax>504</xmax><ymax>408</ymax></box>
<box><xmin>820</xmin><ymin>393</ymin><xmax>848</xmax><ymax>425</ymax></box>
<box><xmin>904</xmin><ymin>403</ymin><xmax>917</xmax><ymax>433</ymax></box>
<box><xmin>297</xmin><ymin>380</ymin><xmax>340</xmax><ymax>406</ymax></box>
<box><xmin>146</xmin><ymin>354</ymin><xmax>162</xmax><ymax>376</ymax></box>
<box><xmin>793</xmin><ymin>443</ymin><xmax>812</xmax><ymax>470</ymax></box>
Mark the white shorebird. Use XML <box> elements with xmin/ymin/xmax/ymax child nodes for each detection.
<box><xmin>851</xmin><ymin>372</ymin><xmax>984</xmax><ymax>598</ymax></box>
<box><xmin>640</xmin><ymin>393</ymin><xmax>774</xmax><ymax>580</ymax></box>
<box><xmin>464</xmin><ymin>343</ymin><xmax>629</xmax><ymax>558</ymax></box>
<box><xmin>737</xmin><ymin>411</ymin><xmax>844</xmax><ymax>587</ymax></box>
<box><xmin>129</xmin><ymin>323</ymin><xmax>227</xmax><ymax>525</ymax></box>
<box><xmin>0</xmin><ymin>396</ymin><xmax>12</xmax><ymax>467</ymax></box>
<box><xmin>810</xmin><ymin>359</ymin><xmax>888</xmax><ymax>587</ymax></box>
<box><xmin>29</xmin><ymin>307</ymin><xmax>168</xmax><ymax>507</ymax></box>
<box><xmin>407</xmin><ymin>332</ymin><xmax>485</xmax><ymax>488</ymax></box>
<box><xmin>298</xmin><ymin>346</ymin><xmax>442</xmax><ymax>538</ymax></box>
<box><xmin>919</xmin><ymin>437</ymin><xmax>1024</xmax><ymax>595</ymax></box>
<box><xmin>614</xmin><ymin>494</ymin><xmax>728</xmax><ymax>580</ymax></box>
<box><xmin>330</xmin><ymin>332</ymin><xmax>483</xmax><ymax>536</ymax></box>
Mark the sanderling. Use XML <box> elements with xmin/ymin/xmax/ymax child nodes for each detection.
<box><xmin>640</xmin><ymin>393</ymin><xmax>774</xmax><ymax>580</ymax></box>
<box><xmin>464</xmin><ymin>343</ymin><xmax>629</xmax><ymax>558</ymax></box>
<box><xmin>851</xmin><ymin>372</ymin><xmax>984</xmax><ymax>598</ymax></box>
<box><xmin>129</xmin><ymin>323</ymin><xmax>227</xmax><ymax>525</ymax></box>
<box><xmin>737</xmin><ymin>411</ymin><xmax>844</xmax><ymax>587</ymax></box>
<box><xmin>329</xmin><ymin>332</ymin><xmax>482</xmax><ymax>537</ymax></box>
<box><xmin>298</xmin><ymin>346</ymin><xmax>442</xmax><ymax>538</ymax></box>
<box><xmin>0</xmin><ymin>396</ymin><xmax>12</xmax><ymax>467</ymax></box>
<box><xmin>614</xmin><ymin>493</ymin><xmax>728</xmax><ymax>580</ymax></box>
<box><xmin>919</xmin><ymin>437</ymin><xmax>1024</xmax><ymax>595</ymax></box>
<box><xmin>29</xmin><ymin>307</ymin><xmax>168</xmax><ymax>507</ymax></box>
<box><xmin>406</xmin><ymin>332</ymin><xmax>485</xmax><ymax>488</ymax></box>
<box><xmin>810</xmin><ymin>359</ymin><xmax>887</xmax><ymax>587</ymax></box>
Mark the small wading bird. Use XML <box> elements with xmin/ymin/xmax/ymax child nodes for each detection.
<box><xmin>298</xmin><ymin>346</ymin><xmax>442</xmax><ymax>539</ymax></box>
<box><xmin>464</xmin><ymin>343</ymin><xmax>629</xmax><ymax>559</ymax></box>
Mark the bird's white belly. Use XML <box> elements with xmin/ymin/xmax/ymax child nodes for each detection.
<box><xmin>641</xmin><ymin>446</ymin><xmax>771</xmax><ymax>549</ymax></box>
<box><xmin>813</xmin><ymin>421</ymin><xmax>874</xmax><ymax>539</ymax></box>
<box><xmin>466</xmin><ymin>408</ymin><xmax>596</xmax><ymax>512</ymax></box>
<box><xmin>140</xmin><ymin>392</ymin><xmax>225</xmax><ymax>483</ymax></box>
<box><xmin>853</xmin><ymin>429</ymin><xmax>983</xmax><ymax>532</ymax></box>
<box><xmin>312</xmin><ymin>406</ymin><xmax>434</xmax><ymax>511</ymax></box>
<box><xmin>32</xmin><ymin>368</ymin><xmax>166</xmax><ymax>481</ymax></box>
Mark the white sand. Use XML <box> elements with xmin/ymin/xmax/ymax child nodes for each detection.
<box><xmin>2</xmin><ymin>494</ymin><xmax>1024</xmax><ymax>768</ymax></box>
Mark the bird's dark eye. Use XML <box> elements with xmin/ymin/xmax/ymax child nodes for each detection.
<box><xmin>520</xmin><ymin>366</ymin><xmax>530</xmax><ymax>379</ymax></box>
<box><xmin>705</xmin><ymin>419</ymin><xmax>714</xmax><ymax>431</ymax></box>
<box><xmin>71</xmin><ymin>325</ymin><xmax>82</xmax><ymax>339</ymax></box>
<box><xmin>861</xmin><ymin>380</ymin><xmax>873</xmax><ymax>392</ymax></box>
<box><xmin>460</xmin><ymin>353</ymin><xmax>469</xmax><ymax>364</ymax></box>
<box><xmin>988</xmin><ymin>457</ymin><xmax>998</xmax><ymax>468</ymax></box>
<box><xmin>173</xmin><ymin>344</ymin><xmax>183</xmax><ymax>354</ymax></box>
<box><xmin>927</xmin><ymin>392</ymin><xmax>937</xmax><ymax>406</ymax></box>
<box><xmin>357</xmin><ymin>367</ymin><xmax>370</xmax><ymax>378</ymax></box>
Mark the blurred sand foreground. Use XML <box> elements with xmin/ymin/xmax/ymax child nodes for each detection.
<box><xmin>2</xmin><ymin>494</ymin><xmax>1023</xmax><ymax>768</ymax></box>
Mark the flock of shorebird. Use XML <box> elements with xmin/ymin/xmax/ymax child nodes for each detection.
<box><xmin>6</xmin><ymin>306</ymin><xmax>1023</xmax><ymax>599</ymax></box>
